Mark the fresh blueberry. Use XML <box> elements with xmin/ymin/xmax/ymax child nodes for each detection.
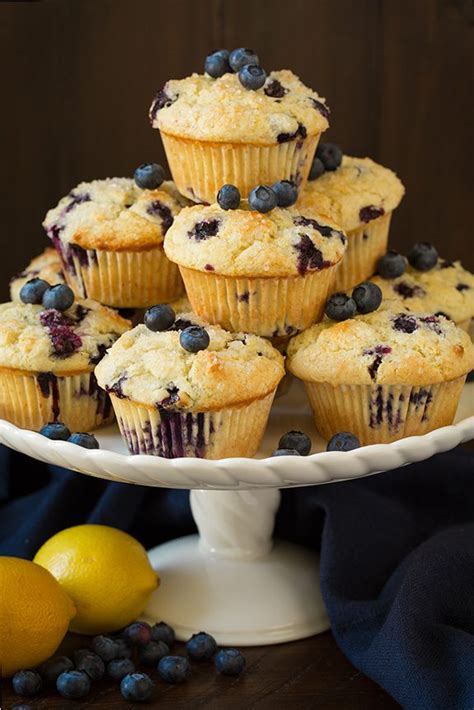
<box><xmin>144</xmin><ymin>304</ymin><xmax>176</xmax><ymax>332</ymax></box>
<box><xmin>39</xmin><ymin>422</ymin><xmax>71</xmax><ymax>441</ymax></box>
<box><xmin>139</xmin><ymin>640</ymin><xmax>170</xmax><ymax>666</ymax></box>
<box><xmin>217</xmin><ymin>184</ymin><xmax>241</xmax><ymax>210</ymax></box>
<box><xmin>215</xmin><ymin>648</ymin><xmax>246</xmax><ymax>675</ymax></box>
<box><xmin>150</xmin><ymin>622</ymin><xmax>176</xmax><ymax>647</ymax></box>
<box><xmin>272</xmin><ymin>180</ymin><xmax>298</xmax><ymax>208</ymax></box>
<box><xmin>42</xmin><ymin>283</ymin><xmax>74</xmax><ymax>312</ymax></box>
<box><xmin>352</xmin><ymin>282</ymin><xmax>382</xmax><ymax>314</ymax></box>
<box><xmin>271</xmin><ymin>448</ymin><xmax>301</xmax><ymax>456</ymax></box>
<box><xmin>316</xmin><ymin>142</ymin><xmax>342</xmax><ymax>171</ymax></box>
<box><xmin>278</xmin><ymin>431</ymin><xmax>311</xmax><ymax>456</ymax></box>
<box><xmin>39</xmin><ymin>655</ymin><xmax>74</xmax><ymax>684</ymax></box>
<box><xmin>19</xmin><ymin>278</ymin><xmax>50</xmax><ymax>305</ymax></box>
<box><xmin>113</xmin><ymin>638</ymin><xmax>132</xmax><ymax>659</ymax></box>
<box><xmin>327</xmin><ymin>432</ymin><xmax>361</xmax><ymax>452</ymax></box>
<box><xmin>123</xmin><ymin>621</ymin><xmax>152</xmax><ymax>647</ymax></box>
<box><xmin>239</xmin><ymin>64</ymin><xmax>266</xmax><ymax>90</ymax></box>
<box><xmin>186</xmin><ymin>632</ymin><xmax>217</xmax><ymax>661</ymax></box>
<box><xmin>377</xmin><ymin>250</ymin><xmax>406</xmax><ymax>279</ymax></box>
<box><xmin>68</xmin><ymin>432</ymin><xmax>100</xmax><ymax>449</ymax></box>
<box><xmin>134</xmin><ymin>163</ymin><xmax>165</xmax><ymax>190</ymax></box>
<box><xmin>75</xmin><ymin>651</ymin><xmax>106</xmax><ymax>680</ymax></box>
<box><xmin>107</xmin><ymin>658</ymin><xmax>135</xmax><ymax>682</ymax></box>
<box><xmin>180</xmin><ymin>326</ymin><xmax>210</xmax><ymax>353</ymax></box>
<box><xmin>204</xmin><ymin>49</ymin><xmax>230</xmax><ymax>78</ymax></box>
<box><xmin>12</xmin><ymin>670</ymin><xmax>42</xmax><ymax>696</ymax></box>
<box><xmin>229</xmin><ymin>48</ymin><xmax>259</xmax><ymax>72</ymax></box>
<box><xmin>56</xmin><ymin>670</ymin><xmax>91</xmax><ymax>699</ymax></box>
<box><xmin>158</xmin><ymin>655</ymin><xmax>191</xmax><ymax>684</ymax></box>
<box><xmin>325</xmin><ymin>293</ymin><xmax>357</xmax><ymax>321</ymax></box>
<box><xmin>248</xmin><ymin>185</ymin><xmax>277</xmax><ymax>213</ymax></box>
<box><xmin>308</xmin><ymin>156</ymin><xmax>325</xmax><ymax>181</ymax></box>
<box><xmin>407</xmin><ymin>242</ymin><xmax>438</xmax><ymax>271</ymax></box>
<box><xmin>120</xmin><ymin>672</ymin><xmax>154</xmax><ymax>702</ymax></box>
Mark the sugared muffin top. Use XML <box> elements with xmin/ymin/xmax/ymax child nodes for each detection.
<box><xmin>287</xmin><ymin>307</ymin><xmax>474</xmax><ymax>385</ymax></box>
<box><xmin>297</xmin><ymin>156</ymin><xmax>405</xmax><ymax>233</ymax></box>
<box><xmin>164</xmin><ymin>203</ymin><xmax>347</xmax><ymax>277</ymax></box>
<box><xmin>95</xmin><ymin>312</ymin><xmax>285</xmax><ymax>410</ymax></box>
<box><xmin>0</xmin><ymin>300</ymin><xmax>130</xmax><ymax>373</ymax></box>
<box><xmin>43</xmin><ymin>179</ymin><xmax>188</xmax><ymax>252</ymax></box>
<box><xmin>10</xmin><ymin>248</ymin><xmax>64</xmax><ymax>302</ymax></box>
<box><xmin>150</xmin><ymin>70</ymin><xmax>329</xmax><ymax>144</ymax></box>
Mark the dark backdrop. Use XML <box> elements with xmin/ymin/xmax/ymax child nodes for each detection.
<box><xmin>1</xmin><ymin>0</ymin><xmax>472</xmax><ymax>299</ymax></box>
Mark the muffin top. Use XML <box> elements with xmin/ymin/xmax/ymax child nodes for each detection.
<box><xmin>164</xmin><ymin>203</ymin><xmax>347</xmax><ymax>277</ymax></box>
<box><xmin>297</xmin><ymin>156</ymin><xmax>405</xmax><ymax>233</ymax></box>
<box><xmin>372</xmin><ymin>259</ymin><xmax>474</xmax><ymax>325</ymax></box>
<box><xmin>150</xmin><ymin>70</ymin><xmax>329</xmax><ymax>144</ymax></box>
<box><xmin>95</xmin><ymin>313</ymin><xmax>285</xmax><ymax>410</ymax></box>
<box><xmin>287</xmin><ymin>307</ymin><xmax>474</xmax><ymax>385</ymax></box>
<box><xmin>10</xmin><ymin>248</ymin><xmax>64</xmax><ymax>302</ymax></box>
<box><xmin>0</xmin><ymin>300</ymin><xmax>130</xmax><ymax>373</ymax></box>
<box><xmin>43</xmin><ymin>179</ymin><xmax>188</xmax><ymax>252</ymax></box>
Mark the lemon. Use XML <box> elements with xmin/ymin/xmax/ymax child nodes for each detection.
<box><xmin>0</xmin><ymin>557</ymin><xmax>76</xmax><ymax>676</ymax></box>
<box><xmin>34</xmin><ymin>524</ymin><xmax>159</xmax><ymax>635</ymax></box>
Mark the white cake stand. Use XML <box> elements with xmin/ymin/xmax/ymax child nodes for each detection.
<box><xmin>0</xmin><ymin>380</ymin><xmax>473</xmax><ymax>646</ymax></box>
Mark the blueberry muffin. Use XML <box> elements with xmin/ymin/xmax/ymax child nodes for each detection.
<box><xmin>164</xmin><ymin>202</ymin><xmax>347</xmax><ymax>337</ymax></box>
<box><xmin>43</xmin><ymin>178</ymin><xmax>188</xmax><ymax>308</ymax></box>
<box><xmin>10</xmin><ymin>247</ymin><xmax>64</xmax><ymax>302</ymax></box>
<box><xmin>297</xmin><ymin>152</ymin><xmax>405</xmax><ymax>291</ymax></box>
<box><xmin>95</xmin><ymin>310</ymin><xmax>285</xmax><ymax>458</ymax></box>
<box><xmin>0</xmin><ymin>299</ymin><xmax>130</xmax><ymax>431</ymax></box>
<box><xmin>287</xmin><ymin>306</ymin><xmax>473</xmax><ymax>444</ymax></box>
<box><xmin>150</xmin><ymin>66</ymin><xmax>329</xmax><ymax>204</ymax></box>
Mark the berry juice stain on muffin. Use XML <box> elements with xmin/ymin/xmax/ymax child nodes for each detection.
<box><xmin>146</xmin><ymin>200</ymin><xmax>174</xmax><ymax>232</ymax></box>
<box><xmin>359</xmin><ymin>205</ymin><xmax>385</xmax><ymax>223</ymax></box>
<box><xmin>188</xmin><ymin>219</ymin><xmax>220</xmax><ymax>241</ymax></box>
<box><xmin>393</xmin><ymin>281</ymin><xmax>426</xmax><ymax>299</ymax></box>
<box><xmin>37</xmin><ymin>372</ymin><xmax>60</xmax><ymax>419</ymax></box>
<box><xmin>392</xmin><ymin>313</ymin><xmax>419</xmax><ymax>334</ymax></box>
<box><xmin>294</xmin><ymin>234</ymin><xmax>328</xmax><ymax>275</ymax></box>
<box><xmin>39</xmin><ymin>310</ymin><xmax>83</xmax><ymax>358</ymax></box>
<box><xmin>363</xmin><ymin>345</ymin><xmax>392</xmax><ymax>381</ymax></box>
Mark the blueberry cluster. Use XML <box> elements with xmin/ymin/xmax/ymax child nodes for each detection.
<box><xmin>144</xmin><ymin>304</ymin><xmax>210</xmax><ymax>353</ymax></box>
<box><xmin>325</xmin><ymin>281</ymin><xmax>382</xmax><ymax>321</ymax></box>
<box><xmin>377</xmin><ymin>242</ymin><xmax>439</xmax><ymax>278</ymax></box>
<box><xmin>216</xmin><ymin>179</ymin><xmax>298</xmax><ymax>213</ymax></box>
<box><xmin>134</xmin><ymin>162</ymin><xmax>165</xmax><ymax>190</ymax></box>
<box><xmin>39</xmin><ymin>422</ymin><xmax>100</xmax><ymax>449</ymax></box>
<box><xmin>204</xmin><ymin>47</ymin><xmax>267</xmax><ymax>91</ymax></box>
<box><xmin>308</xmin><ymin>142</ymin><xmax>343</xmax><ymax>180</ymax></box>
<box><xmin>20</xmin><ymin>279</ymin><xmax>74</xmax><ymax>312</ymax></box>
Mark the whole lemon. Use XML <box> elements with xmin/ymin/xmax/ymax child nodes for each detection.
<box><xmin>0</xmin><ymin>557</ymin><xmax>76</xmax><ymax>676</ymax></box>
<box><xmin>34</xmin><ymin>524</ymin><xmax>159</xmax><ymax>635</ymax></box>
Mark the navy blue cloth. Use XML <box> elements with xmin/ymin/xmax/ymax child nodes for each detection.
<box><xmin>1</xmin><ymin>444</ymin><xmax>473</xmax><ymax>709</ymax></box>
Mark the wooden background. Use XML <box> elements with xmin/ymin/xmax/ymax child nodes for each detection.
<box><xmin>0</xmin><ymin>0</ymin><xmax>472</xmax><ymax>300</ymax></box>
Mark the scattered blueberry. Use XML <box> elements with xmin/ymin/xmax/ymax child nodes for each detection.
<box><xmin>325</xmin><ymin>293</ymin><xmax>357</xmax><ymax>321</ymax></box>
<box><xmin>107</xmin><ymin>658</ymin><xmax>136</xmax><ymax>682</ymax></box>
<box><xmin>39</xmin><ymin>422</ymin><xmax>71</xmax><ymax>441</ymax></box>
<box><xmin>123</xmin><ymin>621</ymin><xmax>152</xmax><ymax>647</ymax></box>
<box><xmin>12</xmin><ymin>670</ymin><xmax>42</xmax><ymax>697</ymax></box>
<box><xmin>139</xmin><ymin>640</ymin><xmax>170</xmax><ymax>666</ymax></box>
<box><xmin>278</xmin><ymin>431</ymin><xmax>312</xmax><ymax>456</ymax></box>
<box><xmin>217</xmin><ymin>184</ymin><xmax>241</xmax><ymax>210</ymax></box>
<box><xmin>308</xmin><ymin>156</ymin><xmax>325</xmax><ymax>181</ymax></box>
<box><xmin>316</xmin><ymin>142</ymin><xmax>342</xmax><ymax>171</ymax></box>
<box><xmin>56</xmin><ymin>670</ymin><xmax>91</xmax><ymax>699</ymax></box>
<box><xmin>229</xmin><ymin>48</ymin><xmax>259</xmax><ymax>72</ymax></box>
<box><xmin>19</xmin><ymin>278</ymin><xmax>50</xmax><ymax>305</ymax></box>
<box><xmin>352</xmin><ymin>282</ymin><xmax>382</xmax><ymax>314</ymax></box>
<box><xmin>327</xmin><ymin>432</ymin><xmax>361</xmax><ymax>452</ymax></box>
<box><xmin>75</xmin><ymin>651</ymin><xmax>106</xmax><ymax>681</ymax></box>
<box><xmin>271</xmin><ymin>448</ymin><xmax>301</xmax><ymax>456</ymax></box>
<box><xmin>407</xmin><ymin>242</ymin><xmax>438</xmax><ymax>271</ymax></box>
<box><xmin>158</xmin><ymin>656</ymin><xmax>191</xmax><ymax>684</ymax></box>
<box><xmin>239</xmin><ymin>64</ymin><xmax>266</xmax><ymax>90</ymax></box>
<box><xmin>377</xmin><ymin>250</ymin><xmax>406</xmax><ymax>279</ymax></box>
<box><xmin>144</xmin><ymin>304</ymin><xmax>176</xmax><ymax>332</ymax></box>
<box><xmin>272</xmin><ymin>180</ymin><xmax>298</xmax><ymax>208</ymax></box>
<box><xmin>39</xmin><ymin>655</ymin><xmax>74</xmax><ymax>684</ymax></box>
<box><xmin>113</xmin><ymin>638</ymin><xmax>133</xmax><ymax>659</ymax></box>
<box><xmin>150</xmin><ymin>622</ymin><xmax>176</xmax><ymax>647</ymax></box>
<box><xmin>215</xmin><ymin>648</ymin><xmax>246</xmax><ymax>675</ymax></box>
<box><xmin>67</xmin><ymin>432</ymin><xmax>100</xmax><ymax>448</ymax></box>
<box><xmin>134</xmin><ymin>163</ymin><xmax>165</xmax><ymax>190</ymax></box>
<box><xmin>248</xmin><ymin>184</ymin><xmax>277</xmax><ymax>213</ymax></box>
<box><xmin>204</xmin><ymin>49</ymin><xmax>231</xmax><ymax>77</ymax></box>
<box><xmin>180</xmin><ymin>326</ymin><xmax>210</xmax><ymax>353</ymax></box>
<box><xmin>186</xmin><ymin>632</ymin><xmax>217</xmax><ymax>661</ymax></box>
<box><xmin>42</xmin><ymin>283</ymin><xmax>75</xmax><ymax>312</ymax></box>
<box><xmin>120</xmin><ymin>673</ymin><xmax>154</xmax><ymax>702</ymax></box>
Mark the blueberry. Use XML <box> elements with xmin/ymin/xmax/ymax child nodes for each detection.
<box><xmin>134</xmin><ymin>163</ymin><xmax>165</xmax><ymax>190</ymax></box>
<box><xmin>316</xmin><ymin>142</ymin><xmax>343</xmax><ymax>171</ymax></box>
<box><xmin>42</xmin><ymin>283</ymin><xmax>74</xmax><ymax>311</ymax></box>
<box><xmin>327</xmin><ymin>432</ymin><xmax>361</xmax><ymax>452</ymax></box>
<box><xmin>180</xmin><ymin>326</ymin><xmax>210</xmax><ymax>353</ymax></box>
<box><xmin>308</xmin><ymin>156</ymin><xmax>325</xmax><ymax>181</ymax></box>
<box><xmin>272</xmin><ymin>180</ymin><xmax>298</xmax><ymax>208</ymax></box>
<box><xmin>19</xmin><ymin>278</ymin><xmax>50</xmax><ymax>305</ymax></box>
<box><xmin>107</xmin><ymin>658</ymin><xmax>135</xmax><ymax>682</ymax></box>
<box><xmin>12</xmin><ymin>670</ymin><xmax>42</xmax><ymax>696</ymax></box>
<box><xmin>248</xmin><ymin>185</ymin><xmax>277</xmax><ymax>213</ymax></box>
<box><xmin>123</xmin><ymin>621</ymin><xmax>152</xmax><ymax>647</ymax></box>
<box><xmin>39</xmin><ymin>655</ymin><xmax>74</xmax><ymax>684</ymax></box>
<box><xmin>113</xmin><ymin>637</ymin><xmax>132</xmax><ymax>659</ymax></box>
<box><xmin>56</xmin><ymin>670</ymin><xmax>91</xmax><ymax>699</ymax></box>
<box><xmin>139</xmin><ymin>640</ymin><xmax>169</xmax><ymax>666</ymax></box>
<box><xmin>186</xmin><ymin>632</ymin><xmax>217</xmax><ymax>661</ymax></box>
<box><xmin>75</xmin><ymin>651</ymin><xmax>105</xmax><ymax>680</ymax></box>
<box><xmin>377</xmin><ymin>250</ymin><xmax>406</xmax><ymax>279</ymax></box>
<box><xmin>217</xmin><ymin>184</ymin><xmax>241</xmax><ymax>210</ymax></box>
<box><xmin>120</xmin><ymin>672</ymin><xmax>154</xmax><ymax>702</ymax></box>
<box><xmin>150</xmin><ymin>622</ymin><xmax>176</xmax><ymax>647</ymax></box>
<box><xmin>271</xmin><ymin>448</ymin><xmax>301</xmax><ymax>456</ymax></box>
<box><xmin>39</xmin><ymin>422</ymin><xmax>71</xmax><ymax>441</ymax></box>
<box><xmin>67</xmin><ymin>431</ymin><xmax>100</xmax><ymax>448</ymax></box>
<box><xmin>229</xmin><ymin>48</ymin><xmax>259</xmax><ymax>72</ymax></box>
<box><xmin>325</xmin><ymin>293</ymin><xmax>357</xmax><ymax>321</ymax></box>
<box><xmin>278</xmin><ymin>430</ymin><xmax>311</xmax><ymax>456</ymax></box>
<box><xmin>215</xmin><ymin>648</ymin><xmax>246</xmax><ymax>675</ymax></box>
<box><xmin>352</xmin><ymin>282</ymin><xmax>382</xmax><ymax>314</ymax></box>
<box><xmin>239</xmin><ymin>64</ymin><xmax>266</xmax><ymax>90</ymax></box>
<box><xmin>407</xmin><ymin>242</ymin><xmax>438</xmax><ymax>271</ymax></box>
<box><xmin>144</xmin><ymin>304</ymin><xmax>175</xmax><ymax>332</ymax></box>
<box><xmin>158</xmin><ymin>655</ymin><xmax>191</xmax><ymax>684</ymax></box>
<box><xmin>205</xmin><ymin>49</ymin><xmax>230</xmax><ymax>78</ymax></box>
